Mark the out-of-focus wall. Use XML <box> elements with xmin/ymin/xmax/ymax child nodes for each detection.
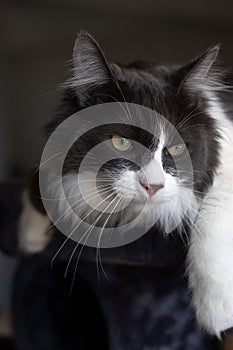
<box><xmin>2</xmin><ymin>0</ymin><xmax>233</xmax><ymax>175</ymax></box>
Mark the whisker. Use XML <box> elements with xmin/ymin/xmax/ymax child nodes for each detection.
<box><xmin>65</xmin><ymin>194</ymin><xmax>118</xmax><ymax>278</ymax></box>
<box><xmin>32</xmin><ymin>152</ymin><xmax>63</xmax><ymax>176</ymax></box>
<box><xmin>47</xmin><ymin>185</ymin><xmax>113</xmax><ymax>234</ymax></box>
<box><xmin>39</xmin><ymin>183</ymin><xmax>113</xmax><ymax>201</ymax></box>
<box><xmin>50</xmin><ymin>187</ymin><xmax>114</xmax><ymax>268</ymax></box>
<box><xmin>175</xmin><ymin>103</ymin><xmax>206</xmax><ymax>131</ymax></box>
<box><xmin>96</xmin><ymin>195</ymin><xmax>123</xmax><ymax>283</ymax></box>
<box><xmin>97</xmin><ymin>92</ymin><xmax>133</xmax><ymax>124</ymax></box>
<box><xmin>66</xmin><ymin>194</ymin><xmax>120</xmax><ymax>295</ymax></box>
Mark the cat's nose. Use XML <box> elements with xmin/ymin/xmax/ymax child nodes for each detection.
<box><xmin>140</xmin><ymin>180</ymin><xmax>164</xmax><ymax>196</ymax></box>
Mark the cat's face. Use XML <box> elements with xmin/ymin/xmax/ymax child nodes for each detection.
<box><xmin>42</xmin><ymin>32</ymin><xmax>220</xmax><ymax>245</ymax></box>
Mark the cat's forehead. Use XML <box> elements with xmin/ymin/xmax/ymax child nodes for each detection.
<box><xmin>113</xmin><ymin>65</ymin><xmax>179</xmax><ymax>114</ymax></box>
<box><xmin>113</xmin><ymin>66</ymin><xmax>210</xmax><ymax>132</ymax></box>
<box><xmin>116</xmin><ymin>64</ymin><xmax>172</xmax><ymax>92</ymax></box>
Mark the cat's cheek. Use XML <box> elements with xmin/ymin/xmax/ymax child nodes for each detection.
<box><xmin>162</xmin><ymin>173</ymin><xmax>179</xmax><ymax>199</ymax></box>
<box><xmin>114</xmin><ymin>170</ymin><xmax>144</xmax><ymax>200</ymax></box>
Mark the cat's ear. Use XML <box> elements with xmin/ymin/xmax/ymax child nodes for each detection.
<box><xmin>70</xmin><ymin>31</ymin><xmax>112</xmax><ymax>91</ymax></box>
<box><xmin>178</xmin><ymin>45</ymin><xmax>220</xmax><ymax>95</ymax></box>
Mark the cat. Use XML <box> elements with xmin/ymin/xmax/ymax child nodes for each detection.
<box><xmin>19</xmin><ymin>31</ymin><xmax>233</xmax><ymax>338</ymax></box>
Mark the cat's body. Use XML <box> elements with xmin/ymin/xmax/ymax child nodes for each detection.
<box><xmin>19</xmin><ymin>32</ymin><xmax>233</xmax><ymax>337</ymax></box>
<box><xmin>188</xmin><ymin>97</ymin><xmax>233</xmax><ymax>336</ymax></box>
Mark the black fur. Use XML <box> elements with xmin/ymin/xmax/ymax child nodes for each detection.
<box><xmin>44</xmin><ymin>33</ymin><xmax>220</xmax><ymax>207</ymax></box>
<box><xmin>7</xmin><ymin>32</ymin><xmax>228</xmax><ymax>349</ymax></box>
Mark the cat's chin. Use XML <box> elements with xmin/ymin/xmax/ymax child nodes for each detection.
<box><xmin>130</xmin><ymin>197</ymin><xmax>167</xmax><ymax>209</ymax></box>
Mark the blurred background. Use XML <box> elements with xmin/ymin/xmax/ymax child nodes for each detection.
<box><xmin>1</xmin><ymin>0</ymin><xmax>233</xmax><ymax>346</ymax></box>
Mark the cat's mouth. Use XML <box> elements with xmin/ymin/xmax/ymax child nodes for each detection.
<box><xmin>130</xmin><ymin>196</ymin><xmax>169</xmax><ymax>207</ymax></box>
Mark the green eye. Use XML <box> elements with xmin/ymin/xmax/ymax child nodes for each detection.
<box><xmin>167</xmin><ymin>143</ymin><xmax>186</xmax><ymax>156</ymax></box>
<box><xmin>111</xmin><ymin>135</ymin><xmax>132</xmax><ymax>151</ymax></box>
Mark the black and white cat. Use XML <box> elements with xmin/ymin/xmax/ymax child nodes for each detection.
<box><xmin>19</xmin><ymin>31</ymin><xmax>233</xmax><ymax>337</ymax></box>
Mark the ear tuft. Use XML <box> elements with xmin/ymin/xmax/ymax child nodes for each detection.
<box><xmin>70</xmin><ymin>31</ymin><xmax>111</xmax><ymax>91</ymax></box>
<box><xmin>179</xmin><ymin>45</ymin><xmax>221</xmax><ymax>95</ymax></box>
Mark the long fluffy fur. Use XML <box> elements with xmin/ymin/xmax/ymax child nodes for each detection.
<box><xmin>18</xmin><ymin>32</ymin><xmax>233</xmax><ymax>337</ymax></box>
<box><xmin>188</xmin><ymin>95</ymin><xmax>233</xmax><ymax>337</ymax></box>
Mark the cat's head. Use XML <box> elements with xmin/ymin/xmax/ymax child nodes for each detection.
<box><xmin>42</xmin><ymin>32</ymin><xmax>222</xmax><ymax>246</ymax></box>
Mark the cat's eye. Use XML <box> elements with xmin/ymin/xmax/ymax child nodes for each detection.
<box><xmin>167</xmin><ymin>143</ymin><xmax>186</xmax><ymax>156</ymax></box>
<box><xmin>111</xmin><ymin>135</ymin><xmax>132</xmax><ymax>152</ymax></box>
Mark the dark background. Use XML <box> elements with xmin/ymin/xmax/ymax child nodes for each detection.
<box><xmin>0</xmin><ymin>0</ymin><xmax>233</xmax><ymax>339</ymax></box>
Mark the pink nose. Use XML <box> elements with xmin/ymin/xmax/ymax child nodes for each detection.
<box><xmin>140</xmin><ymin>180</ymin><xmax>164</xmax><ymax>196</ymax></box>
